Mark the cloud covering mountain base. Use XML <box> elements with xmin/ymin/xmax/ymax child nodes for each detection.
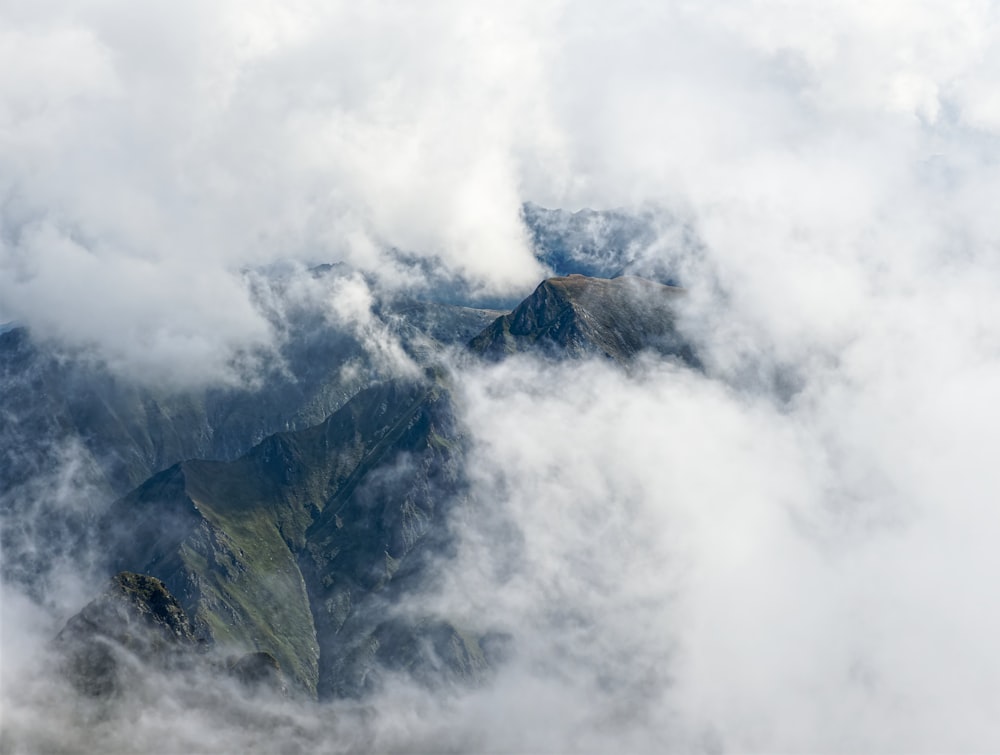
<box><xmin>4</xmin><ymin>0</ymin><xmax>1000</xmax><ymax>752</ymax></box>
<box><xmin>5</xmin><ymin>334</ymin><xmax>1000</xmax><ymax>752</ymax></box>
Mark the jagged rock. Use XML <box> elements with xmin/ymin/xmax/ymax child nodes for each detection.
<box><xmin>55</xmin><ymin>572</ymin><xmax>199</xmax><ymax>697</ymax></box>
<box><xmin>101</xmin><ymin>376</ymin><xmax>471</xmax><ymax>700</ymax></box>
<box><xmin>45</xmin><ymin>274</ymin><xmax>689</xmax><ymax>704</ymax></box>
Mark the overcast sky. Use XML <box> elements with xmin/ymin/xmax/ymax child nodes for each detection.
<box><xmin>3</xmin><ymin>1</ymin><xmax>1000</xmax><ymax>752</ymax></box>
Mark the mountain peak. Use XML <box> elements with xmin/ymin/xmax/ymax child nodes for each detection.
<box><xmin>470</xmin><ymin>274</ymin><xmax>696</xmax><ymax>365</ymax></box>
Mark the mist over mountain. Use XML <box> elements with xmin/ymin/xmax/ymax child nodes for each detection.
<box><xmin>522</xmin><ymin>203</ymin><xmax>695</xmax><ymax>285</ymax></box>
<box><xmin>4</xmin><ymin>267</ymin><xmax>695</xmax><ymax>703</ymax></box>
<box><xmin>0</xmin><ymin>269</ymin><xmax>505</xmax><ymax>605</ymax></box>
<box><xmin>5</xmin><ymin>1</ymin><xmax>1000</xmax><ymax>753</ymax></box>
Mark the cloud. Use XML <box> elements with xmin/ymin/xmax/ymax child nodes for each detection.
<box><xmin>0</xmin><ymin>0</ymin><xmax>558</xmax><ymax>383</ymax></box>
<box><xmin>2</xmin><ymin>0</ymin><xmax>999</xmax><ymax>382</ymax></box>
<box><xmin>3</xmin><ymin>0</ymin><xmax>1000</xmax><ymax>752</ymax></box>
<box><xmin>406</xmin><ymin>322</ymin><xmax>1000</xmax><ymax>751</ymax></box>
<box><xmin>5</xmin><ymin>290</ymin><xmax>1000</xmax><ymax>748</ymax></box>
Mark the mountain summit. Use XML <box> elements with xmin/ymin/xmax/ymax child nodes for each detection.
<box><xmin>470</xmin><ymin>274</ymin><xmax>696</xmax><ymax>364</ymax></box>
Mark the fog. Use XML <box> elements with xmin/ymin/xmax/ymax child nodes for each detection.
<box><xmin>433</xmin><ymin>353</ymin><xmax>1000</xmax><ymax>752</ymax></box>
<box><xmin>4</xmin><ymin>0</ymin><xmax>1000</xmax><ymax>752</ymax></box>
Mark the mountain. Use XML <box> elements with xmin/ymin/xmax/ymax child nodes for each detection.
<box><xmin>0</xmin><ymin>295</ymin><xmax>502</xmax><ymax>599</ymax></box>
<box><xmin>46</xmin><ymin>274</ymin><xmax>694</xmax><ymax>701</ymax></box>
<box><xmin>56</xmin><ymin>571</ymin><xmax>290</xmax><ymax>698</ymax></box>
<box><xmin>0</xmin><ymin>298</ymin><xmax>500</xmax><ymax>501</ymax></box>
<box><xmin>56</xmin><ymin>572</ymin><xmax>200</xmax><ymax>697</ymax></box>
<box><xmin>98</xmin><ymin>375</ymin><xmax>489</xmax><ymax>698</ymax></box>
<box><xmin>522</xmin><ymin>202</ymin><xmax>695</xmax><ymax>285</ymax></box>
<box><xmin>470</xmin><ymin>274</ymin><xmax>697</xmax><ymax>365</ymax></box>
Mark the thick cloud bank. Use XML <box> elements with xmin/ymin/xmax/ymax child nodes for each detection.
<box><xmin>3</xmin><ymin>0</ymin><xmax>998</xmax><ymax>383</ymax></box>
<box><xmin>4</xmin><ymin>0</ymin><xmax>1000</xmax><ymax>752</ymax></box>
<box><xmin>433</xmin><ymin>351</ymin><xmax>1000</xmax><ymax>753</ymax></box>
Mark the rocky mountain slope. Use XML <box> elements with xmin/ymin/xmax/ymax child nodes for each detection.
<box><xmin>100</xmin><ymin>376</ymin><xmax>479</xmax><ymax>698</ymax></box>
<box><xmin>471</xmin><ymin>274</ymin><xmax>696</xmax><ymax>364</ymax></box>
<box><xmin>41</xmin><ymin>273</ymin><xmax>693</xmax><ymax>700</ymax></box>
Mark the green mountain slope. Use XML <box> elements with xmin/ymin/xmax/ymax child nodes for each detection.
<box><xmin>102</xmin><ymin>376</ymin><xmax>479</xmax><ymax>697</ymax></box>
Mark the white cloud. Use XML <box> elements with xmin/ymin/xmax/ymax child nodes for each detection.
<box><xmin>4</xmin><ymin>0</ymin><xmax>1000</xmax><ymax>750</ymax></box>
<box><xmin>2</xmin><ymin>0</ymin><xmax>1000</xmax><ymax>381</ymax></box>
<box><xmin>406</xmin><ymin>315</ymin><xmax>1000</xmax><ymax>751</ymax></box>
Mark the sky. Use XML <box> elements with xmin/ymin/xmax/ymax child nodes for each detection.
<box><xmin>3</xmin><ymin>0</ymin><xmax>1000</xmax><ymax>752</ymax></box>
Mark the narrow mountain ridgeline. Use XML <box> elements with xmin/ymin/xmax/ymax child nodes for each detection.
<box><xmin>99</xmin><ymin>375</ymin><xmax>483</xmax><ymax>698</ymax></box>
<box><xmin>470</xmin><ymin>274</ymin><xmax>698</xmax><ymax>365</ymax></box>
<box><xmin>47</xmin><ymin>273</ymin><xmax>695</xmax><ymax>700</ymax></box>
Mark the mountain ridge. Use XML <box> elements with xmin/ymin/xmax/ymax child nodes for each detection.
<box><xmin>50</xmin><ymin>273</ymin><xmax>696</xmax><ymax>700</ymax></box>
